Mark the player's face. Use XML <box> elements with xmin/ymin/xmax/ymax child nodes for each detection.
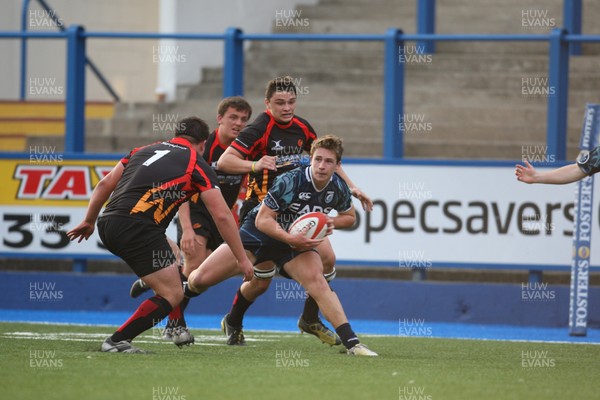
<box><xmin>217</xmin><ymin>107</ymin><xmax>250</xmax><ymax>144</ymax></box>
<box><xmin>310</xmin><ymin>148</ymin><xmax>339</xmax><ymax>187</ymax></box>
<box><xmin>265</xmin><ymin>91</ymin><xmax>296</xmax><ymax>124</ymax></box>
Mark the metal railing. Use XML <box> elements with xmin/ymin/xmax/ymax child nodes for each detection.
<box><xmin>2</xmin><ymin>26</ymin><xmax>598</xmax><ymax>159</ymax></box>
<box><xmin>20</xmin><ymin>0</ymin><xmax>120</xmax><ymax>101</ymax></box>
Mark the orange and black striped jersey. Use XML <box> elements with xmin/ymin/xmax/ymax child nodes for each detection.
<box><xmin>188</xmin><ymin>129</ymin><xmax>243</xmax><ymax>210</ymax></box>
<box><xmin>230</xmin><ymin>110</ymin><xmax>316</xmax><ymax>202</ymax></box>
<box><xmin>102</xmin><ymin>137</ymin><xmax>219</xmax><ymax>230</ymax></box>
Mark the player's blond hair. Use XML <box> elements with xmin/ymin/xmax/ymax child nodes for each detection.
<box><xmin>310</xmin><ymin>135</ymin><xmax>344</xmax><ymax>163</ymax></box>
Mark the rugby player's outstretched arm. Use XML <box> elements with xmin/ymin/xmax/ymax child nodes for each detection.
<box><xmin>217</xmin><ymin>147</ymin><xmax>276</xmax><ymax>174</ymax></box>
<box><xmin>67</xmin><ymin>161</ymin><xmax>124</xmax><ymax>242</ymax></box>
<box><xmin>515</xmin><ymin>160</ymin><xmax>585</xmax><ymax>184</ymax></box>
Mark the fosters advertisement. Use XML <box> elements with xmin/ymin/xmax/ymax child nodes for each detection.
<box><xmin>1</xmin><ymin>155</ymin><xmax>599</xmax><ymax>268</ymax></box>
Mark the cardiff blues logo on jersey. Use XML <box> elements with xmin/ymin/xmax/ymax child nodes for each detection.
<box><xmin>325</xmin><ymin>191</ymin><xmax>334</xmax><ymax>203</ymax></box>
<box><xmin>263</xmin><ymin>193</ymin><xmax>280</xmax><ymax>211</ymax></box>
<box><xmin>578</xmin><ymin>150</ymin><xmax>590</xmax><ymax>164</ymax></box>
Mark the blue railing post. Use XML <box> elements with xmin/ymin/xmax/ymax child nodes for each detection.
<box><xmin>65</xmin><ymin>24</ymin><xmax>87</xmax><ymax>272</ymax></box>
<box><xmin>417</xmin><ymin>0</ymin><xmax>435</xmax><ymax>54</ymax></box>
<box><xmin>223</xmin><ymin>27</ymin><xmax>244</xmax><ymax>97</ymax></box>
<box><xmin>65</xmin><ymin>24</ymin><xmax>86</xmax><ymax>153</ymax></box>
<box><xmin>20</xmin><ymin>0</ymin><xmax>32</xmax><ymax>101</ymax></box>
<box><xmin>563</xmin><ymin>0</ymin><xmax>582</xmax><ymax>55</ymax></box>
<box><xmin>547</xmin><ymin>28</ymin><xmax>569</xmax><ymax>161</ymax></box>
<box><xmin>384</xmin><ymin>28</ymin><xmax>404</xmax><ymax>158</ymax></box>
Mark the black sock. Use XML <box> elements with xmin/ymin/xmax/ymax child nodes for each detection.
<box><xmin>112</xmin><ymin>295</ymin><xmax>172</xmax><ymax>342</ymax></box>
<box><xmin>335</xmin><ymin>322</ymin><xmax>360</xmax><ymax>350</ymax></box>
<box><xmin>302</xmin><ymin>295</ymin><xmax>320</xmax><ymax>323</ymax></box>
<box><xmin>227</xmin><ymin>288</ymin><xmax>253</xmax><ymax>328</ymax></box>
<box><xmin>184</xmin><ymin>282</ymin><xmax>202</xmax><ymax>298</ymax></box>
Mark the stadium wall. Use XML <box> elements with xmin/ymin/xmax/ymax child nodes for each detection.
<box><xmin>3</xmin><ymin>271</ymin><xmax>599</xmax><ymax>328</ymax></box>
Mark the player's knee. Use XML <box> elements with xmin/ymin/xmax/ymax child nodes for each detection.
<box><xmin>304</xmin><ymin>274</ymin><xmax>329</xmax><ymax>295</ymax></box>
<box><xmin>320</xmin><ymin>252</ymin><xmax>336</xmax><ymax>270</ymax></box>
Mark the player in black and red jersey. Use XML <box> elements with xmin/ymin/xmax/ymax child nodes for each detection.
<box><xmin>66</xmin><ymin>117</ymin><xmax>253</xmax><ymax>353</ymax></box>
<box><xmin>185</xmin><ymin>135</ymin><xmax>377</xmax><ymax>356</ymax></box>
<box><xmin>129</xmin><ymin>97</ymin><xmax>253</xmax><ymax>343</ymax></box>
<box><xmin>216</xmin><ymin>76</ymin><xmax>373</xmax><ymax>346</ymax></box>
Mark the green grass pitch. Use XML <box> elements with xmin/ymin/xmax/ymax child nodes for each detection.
<box><xmin>0</xmin><ymin>321</ymin><xmax>598</xmax><ymax>400</ymax></box>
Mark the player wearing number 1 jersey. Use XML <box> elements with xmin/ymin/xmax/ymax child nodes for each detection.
<box><xmin>129</xmin><ymin>97</ymin><xmax>252</xmax><ymax>343</ymax></box>
<box><xmin>67</xmin><ymin>117</ymin><xmax>253</xmax><ymax>353</ymax></box>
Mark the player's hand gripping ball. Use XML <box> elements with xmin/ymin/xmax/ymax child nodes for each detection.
<box><xmin>288</xmin><ymin>212</ymin><xmax>329</xmax><ymax>240</ymax></box>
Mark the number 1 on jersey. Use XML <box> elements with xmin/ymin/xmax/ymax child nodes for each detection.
<box><xmin>143</xmin><ymin>150</ymin><xmax>170</xmax><ymax>166</ymax></box>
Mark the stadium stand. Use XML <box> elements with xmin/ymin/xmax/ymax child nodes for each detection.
<box><xmin>32</xmin><ymin>0</ymin><xmax>598</xmax><ymax>160</ymax></box>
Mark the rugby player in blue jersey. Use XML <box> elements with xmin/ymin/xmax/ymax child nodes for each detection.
<box><xmin>185</xmin><ymin>135</ymin><xmax>377</xmax><ymax>356</ymax></box>
<box><xmin>216</xmin><ymin>76</ymin><xmax>373</xmax><ymax>347</ymax></box>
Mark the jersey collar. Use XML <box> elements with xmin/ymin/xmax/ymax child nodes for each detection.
<box><xmin>306</xmin><ymin>166</ymin><xmax>332</xmax><ymax>192</ymax></box>
<box><xmin>170</xmin><ymin>136</ymin><xmax>194</xmax><ymax>148</ymax></box>
<box><xmin>266</xmin><ymin>109</ymin><xmax>294</xmax><ymax>129</ymax></box>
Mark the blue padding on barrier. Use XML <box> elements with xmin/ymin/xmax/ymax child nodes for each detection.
<box><xmin>2</xmin><ymin>271</ymin><xmax>599</xmax><ymax>328</ymax></box>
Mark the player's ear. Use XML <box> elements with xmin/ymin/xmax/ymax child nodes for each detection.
<box><xmin>195</xmin><ymin>140</ymin><xmax>206</xmax><ymax>154</ymax></box>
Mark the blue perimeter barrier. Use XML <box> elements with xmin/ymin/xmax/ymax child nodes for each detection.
<box><xmin>3</xmin><ymin>271</ymin><xmax>599</xmax><ymax>330</ymax></box>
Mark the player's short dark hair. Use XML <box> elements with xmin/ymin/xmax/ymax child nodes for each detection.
<box><xmin>310</xmin><ymin>135</ymin><xmax>344</xmax><ymax>163</ymax></box>
<box><xmin>174</xmin><ymin>117</ymin><xmax>210</xmax><ymax>144</ymax></box>
<box><xmin>265</xmin><ymin>76</ymin><xmax>297</xmax><ymax>100</ymax></box>
<box><xmin>217</xmin><ymin>96</ymin><xmax>252</xmax><ymax>119</ymax></box>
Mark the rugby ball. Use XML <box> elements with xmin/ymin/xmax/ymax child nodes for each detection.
<box><xmin>288</xmin><ymin>212</ymin><xmax>329</xmax><ymax>240</ymax></box>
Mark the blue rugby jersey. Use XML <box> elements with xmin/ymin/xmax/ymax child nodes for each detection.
<box><xmin>245</xmin><ymin>166</ymin><xmax>353</xmax><ymax>231</ymax></box>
